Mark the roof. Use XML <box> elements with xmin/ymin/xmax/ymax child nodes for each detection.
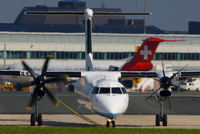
<box><xmin>15</xmin><ymin>6</ymin><xmax>123</xmax><ymax>26</ymax></box>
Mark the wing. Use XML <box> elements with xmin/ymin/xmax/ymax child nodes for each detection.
<box><xmin>0</xmin><ymin>70</ymin><xmax>82</xmax><ymax>84</ymax></box>
<box><xmin>0</xmin><ymin>70</ymin><xmax>32</xmax><ymax>83</ymax></box>
<box><xmin>180</xmin><ymin>71</ymin><xmax>200</xmax><ymax>77</ymax></box>
<box><xmin>1</xmin><ymin>70</ymin><xmax>200</xmax><ymax>83</ymax></box>
<box><xmin>45</xmin><ymin>71</ymin><xmax>158</xmax><ymax>78</ymax></box>
<box><xmin>0</xmin><ymin>70</ymin><xmax>21</xmax><ymax>75</ymax></box>
<box><xmin>120</xmin><ymin>71</ymin><xmax>157</xmax><ymax>78</ymax></box>
<box><xmin>46</xmin><ymin>71</ymin><xmax>81</xmax><ymax>77</ymax></box>
<box><xmin>120</xmin><ymin>71</ymin><xmax>200</xmax><ymax>78</ymax></box>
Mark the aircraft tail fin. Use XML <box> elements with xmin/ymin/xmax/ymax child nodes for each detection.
<box><xmin>120</xmin><ymin>37</ymin><xmax>184</xmax><ymax>71</ymax></box>
<box><xmin>85</xmin><ymin>12</ymin><xmax>94</xmax><ymax>71</ymax></box>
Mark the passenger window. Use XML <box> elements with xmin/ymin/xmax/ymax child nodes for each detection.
<box><xmin>92</xmin><ymin>87</ymin><xmax>99</xmax><ymax>94</ymax></box>
<box><xmin>121</xmin><ymin>87</ymin><xmax>127</xmax><ymax>94</ymax></box>
<box><xmin>112</xmin><ymin>88</ymin><xmax>122</xmax><ymax>94</ymax></box>
<box><xmin>99</xmin><ymin>88</ymin><xmax>110</xmax><ymax>94</ymax></box>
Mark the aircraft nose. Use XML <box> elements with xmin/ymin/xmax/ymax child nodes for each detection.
<box><xmin>104</xmin><ymin>103</ymin><xmax>123</xmax><ymax>116</ymax></box>
<box><xmin>95</xmin><ymin>94</ymin><xmax>129</xmax><ymax>117</ymax></box>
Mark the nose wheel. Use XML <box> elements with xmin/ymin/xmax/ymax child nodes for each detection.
<box><xmin>106</xmin><ymin>118</ymin><xmax>115</xmax><ymax>128</ymax></box>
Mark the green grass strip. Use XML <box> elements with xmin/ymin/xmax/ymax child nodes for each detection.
<box><xmin>0</xmin><ymin>127</ymin><xmax>200</xmax><ymax>134</ymax></box>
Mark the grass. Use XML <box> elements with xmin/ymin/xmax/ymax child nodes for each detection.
<box><xmin>0</xmin><ymin>127</ymin><xmax>199</xmax><ymax>134</ymax></box>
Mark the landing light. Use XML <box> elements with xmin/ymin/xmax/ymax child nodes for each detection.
<box><xmin>108</xmin><ymin>118</ymin><xmax>112</xmax><ymax>123</ymax></box>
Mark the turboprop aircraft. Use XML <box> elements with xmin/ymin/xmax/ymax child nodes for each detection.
<box><xmin>0</xmin><ymin>8</ymin><xmax>197</xmax><ymax>128</ymax></box>
<box><xmin>2</xmin><ymin>8</ymin><xmax>151</xmax><ymax>127</ymax></box>
<box><xmin>2</xmin><ymin>56</ymin><xmax>196</xmax><ymax>127</ymax></box>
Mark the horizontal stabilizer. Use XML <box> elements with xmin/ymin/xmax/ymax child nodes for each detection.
<box><xmin>144</xmin><ymin>37</ymin><xmax>184</xmax><ymax>42</ymax></box>
<box><xmin>25</xmin><ymin>11</ymin><xmax>151</xmax><ymax>16</ymax></box>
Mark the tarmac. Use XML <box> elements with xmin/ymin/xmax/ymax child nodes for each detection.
<box><xmin>0</xmin><ymin>91</ymin><xmax>200</xmax><ymax>128</ymax></box>
<box><xmin>0</xmin><ymin>114</ymin><xmax>200</xmax><ymax>128</ymax></box>
<box><xmin>0</xmin><ymin>91</ymin><xmax>200</xmax><ymax>115</ymax></box>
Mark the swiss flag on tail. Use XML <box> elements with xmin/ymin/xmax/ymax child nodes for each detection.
<box><xmin>120</xmin><ymin>37</ymin><xmax>184</xmax><ymax>71</ymax></box>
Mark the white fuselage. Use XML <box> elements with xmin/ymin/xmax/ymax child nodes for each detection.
<box><xmin>75</xmin><ymin>72</ymin><xmax>129</xmax><ymax>118</ymax></box>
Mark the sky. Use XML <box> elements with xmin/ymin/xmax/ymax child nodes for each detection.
<box><xmin>0</xmin><ymin>0</ymin><xmax>199</xmax><ymax>31</ymax></box>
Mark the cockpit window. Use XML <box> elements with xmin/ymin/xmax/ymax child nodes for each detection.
<box><xmin>121</xmin><ymin>87</ymin><xmax>127</xmax><ymax>94</ymax></box>
<box><xmin>112</xmin><ymin>88</ymin><xmax>122</xmax><ymax>94</ymax></box>
<box><xmin>92</xmin><ymin>87</ymin><xmax>127</xmax><ymax>94</ymax></box>
<box><xmin>99</xmin><ymin>88</ymin><xmax>110</xmax><ymax>94</ymax></box>
<box><xmin>92</xmin><ymin>87</ymin><xmax>99</xmax><ymax>94</ymax></box>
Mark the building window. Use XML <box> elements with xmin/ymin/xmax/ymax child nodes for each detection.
<box><xmin>3</xmin><ymin>50</ymin><xmax>200</xmax><ymax>61</ymax></box>
<box><xmin>0</xmin><ymin>51</ymin><xmax>4</xmax><ymax>59</ymax></box>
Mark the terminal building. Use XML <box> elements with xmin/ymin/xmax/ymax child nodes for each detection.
<box><xmin>0</xmin><ymin>1</ymin><xmax>198</xmax><ymax>70</ymax></box>
<box><xmin>0</xmin><ymin>32</ymin><xmax>200</xmax><ymax>70</ymax></box>
<box><xmin>0</xmin><ymin>0</ymin><xmax>165</xmax><ymax>34</ymax></box>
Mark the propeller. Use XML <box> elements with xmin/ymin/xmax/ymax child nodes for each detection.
<box><xmin>18</xmin><ymin>55</ymin><xmax>66</xmax><ymax>110</ymax></box>
<box><xmin>145</xmin><ymin>63</ymin><xmax>188</xmax><ymax>101</ymax></box>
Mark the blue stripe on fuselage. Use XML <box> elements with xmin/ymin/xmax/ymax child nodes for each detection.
<box><xmin>95</xmin><ymin>111</ymin><xmax>121</xmax><ymax>118</ymax></box>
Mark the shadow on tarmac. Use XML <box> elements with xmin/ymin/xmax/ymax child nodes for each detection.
<box><xmin>43</xmin><ymin>121</ymin><xmax>94</xmax><ymax>127</ymax></box>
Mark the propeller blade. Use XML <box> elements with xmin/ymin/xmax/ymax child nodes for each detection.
<box><xmin>21</xmin><ymin>60</ymin><xmax>36</xmax><ymax>79</ymax></box>
<box><xmin>43</xmin><ymin>86</ymin><xmax>59</xmax><ymax>107</ymax></box>
<box><xmin>45</xmin><ymin>77</ymin><xmax>66</xmax><ymax>84</ymax></box>
<box><xmin>41</xmin><ymin>55</ymin><xmax>51</xmax><ymax>76</ymax></box>
<box><xmin>170</xmin><ymin>64</ymin><xmax>188</xmax><ymax>80</ymax></box>
<box><xmin>159</xmin><ymin>53</ymin><xmax>166</xmax><ymax>77</ymax></box>
<box><xmin>161</xmin><ymin>60</ymin><xmax>166</xmax><ymax>77</ymax></box>
<box><xmin>145</xmin><ymin>86</ymin><xmax>164</xmax><ymax>101</ymax></box>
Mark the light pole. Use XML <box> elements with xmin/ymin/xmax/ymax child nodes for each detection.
<box><xmin>3</xmin><ymin>43</ymin><xmax>6</xmax><ymax>69</ymax></box>
<box><xmin>144</xmin><ymin>0</ymin><xmax>147</xmax><ymax>34</ymax></box>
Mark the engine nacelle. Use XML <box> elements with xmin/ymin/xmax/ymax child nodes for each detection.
<box><xmin>159</xmin><ymin>90</ymin><xmax>171</xmax><ymax>97</ymax></box>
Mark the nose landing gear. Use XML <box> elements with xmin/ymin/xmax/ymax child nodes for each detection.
<box><xmin>106</xmin><ymin>118</ymin><xmax>115</xmax><ymax>128</ymax></box>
